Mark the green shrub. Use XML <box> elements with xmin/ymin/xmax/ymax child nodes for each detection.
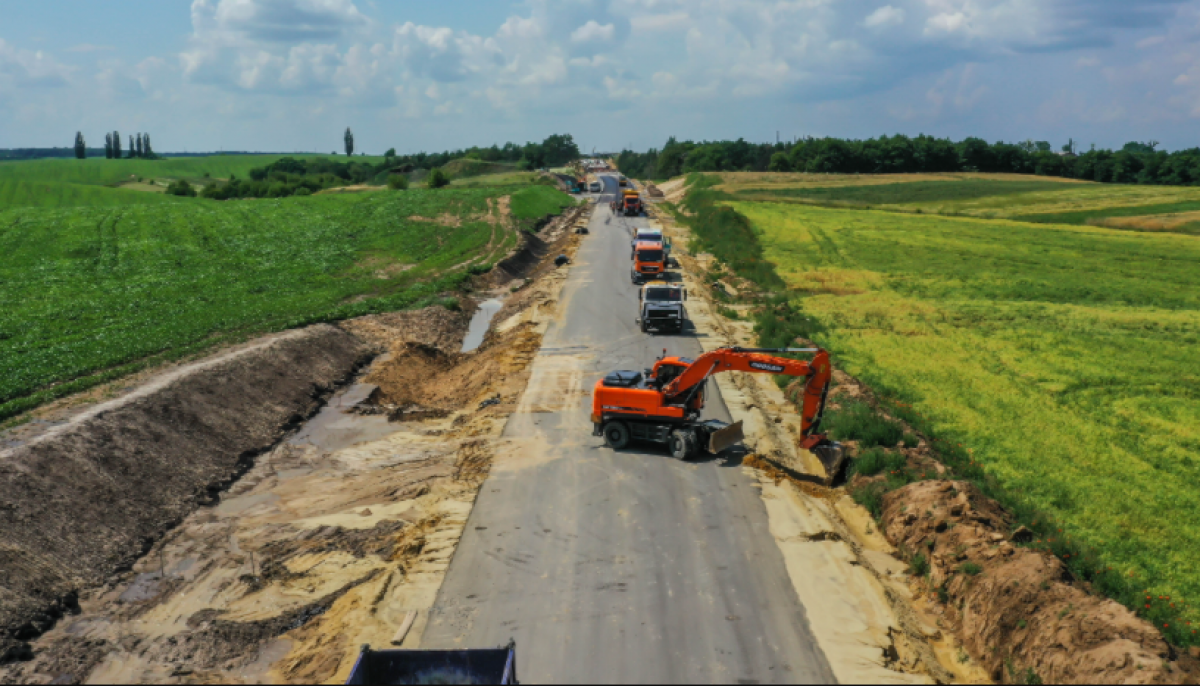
<box><xmin>427</xmin><ymin>168</ymin><xmax>450</xmax><ymax>189</ymax></box>
<box><xmin>960</xmin><ymin>562</ymin><xmax>983</xmax><ymax>576</ymax></box>
<box><xmin>909</xmin><ymin>553</ymin><xmax>930</xmax><ymax>577</ymax></box>
<box><xmin>293</xmin><ymin>187</ymin><xmax>312</xmax><ymax>197</ymax></box>
<box><xmin>825</xmin><ymin>401</ymin><xmax>904</xmax><ymax>447</ymax></box>
<box><xmin>851</xmin><ymin>447</ymin><xmax>907</xmax><ymax>477</ymax></box>
<box><xmin>165</xmin><ymin>179</ymin><xmax>197</xmax><ymax>197</ymax></box>
<box><xmin>902</xmin><ymin>432</ymin><xmax>919</xmax><ymax>449</ymax></box>
<box><xmin>388</xmin><ymin>174</ymin><xmax>409</xmax><ymax>190</ymax></box>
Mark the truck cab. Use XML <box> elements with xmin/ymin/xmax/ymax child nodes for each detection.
<box><xmin>588</xmin><ymin>180</ymin><xmax>602</xmax><ymax>193</ymax></box>
<box><xmin>631</xmin><ymin>228</ymin><xmax>671</xmax><ymax>264</ymax></box>
<box><xmin>631</xmin><ymin>241</ymin><xmax>666</xmax><ymax>284</ymax></box>
<box><xmin>622</xmin><ymin>189</ymin><xmax>643</xmax><ymax>216</ymax></box>
<box><xmin>637</xmin><ymin>283</ymin><xmax>687</xmax><ymax>334</ymax></box>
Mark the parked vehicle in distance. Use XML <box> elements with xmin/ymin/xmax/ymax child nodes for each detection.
<box><xmin>589</xmin><ymin>181</ymin><xmax>602</xmax><ymax>193</ymax></box>
<box><xmin>637</xmin><ymin>283</ymin><xmax>686</xmax><ymax>334</ymax></box>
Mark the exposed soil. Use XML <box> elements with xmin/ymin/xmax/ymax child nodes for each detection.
<box><xmin>0</xmin><ymin>325</ymin><xmax>371</xmax><ymax>666</ymax></box>
<box><xmin>882</xmin><ymin>481</ymin><xmax>1198</xmax><ymax>684</ymax></box>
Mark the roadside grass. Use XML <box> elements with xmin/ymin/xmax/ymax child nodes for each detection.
<box><xmin>733</xmin><ymin>200</ymin><xmax>1200</xmax><ymax>639</ymax></box>
<box><xmin>451</xmin><ymin>171</ymin><xmax>555</xmax><ymax>188</ymax></box>
<box><xmin>440</xmin><ymin>158</ymin><xmax>519</xmax><ymax>179</ymax></box>
<box><xmin>508</xmin><ymin>185</ymin><xmax>576</xmax><ymax>230</ymax></box>
<box><xmin>0</xmin><ymin>187</ymin><xmax>515</xmax><ymax>421</ymax></box>
<box><xmin>0</xmin><ymin>155</ymin><xmax>388</xmax><ymax>210</ymax></box>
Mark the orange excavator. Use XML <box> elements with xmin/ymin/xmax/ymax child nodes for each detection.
<box><xmin>591</xmin><ymin>347</ymin><xmax>843</xmax><ymax>464</ymax></box>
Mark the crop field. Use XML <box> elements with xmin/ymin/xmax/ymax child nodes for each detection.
<box><xmin>731</xmin><ymin>199</ymin><xmax>1200</xmax><ymax>609</ymax></box>
<box><xmin>0</xmin><ymin>185</ymin><xmax>542</xmax><ymax>420</ymax></box>
<box><xmin>0</xmin><ymin>155</ymin><xmax>388</xmax><ymax>210</ymax></box>
<box><xmin>719</xmin><ymin>172</ymin><xmax>1200</xmax><ymax>232</ymax></box>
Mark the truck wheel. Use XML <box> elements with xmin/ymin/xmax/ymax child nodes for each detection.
<box><xmin>669</xmin><ymin>430</ymin><xmax>696</xmax><ymax>460</ymax></box>
<box><xmin>603</xmin><ymin>421</ymin><xmax>630</xmax><ymax>450</ymax></box>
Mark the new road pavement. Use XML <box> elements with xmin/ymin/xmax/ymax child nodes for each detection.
<box><xmin>422</xmin><ymin>175</ymin><xmax>836</xmax><ymax>683</ymax></box>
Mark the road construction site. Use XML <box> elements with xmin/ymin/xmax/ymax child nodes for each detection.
<box><xmin>0</xmin><ymin>175</ymin><xmax>989</xmax><ymax>684</ymax></box>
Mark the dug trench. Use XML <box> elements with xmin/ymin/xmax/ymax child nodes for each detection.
<box><xmin>0</xmin><ymin>203</ymin><xmax>587</xmax><ymax>683</ymax></box>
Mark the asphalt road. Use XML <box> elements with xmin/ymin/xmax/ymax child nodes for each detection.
<box><xmin>422</xmin><ymin>175</ymin><xmax>836</xmax><ymax>683</ymax></box>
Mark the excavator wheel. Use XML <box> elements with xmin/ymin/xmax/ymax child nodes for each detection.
<box><xmin>603</xmin><ymin>421</ymin><xmax>630</xmax><ymax>450</ymax></box>
<box><xmin>669</xmin><ymin>429</ymin><xmax>696</xmax><ymax>461</ymax></box>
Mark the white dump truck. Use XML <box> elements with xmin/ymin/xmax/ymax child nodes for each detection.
<box><xmin>636</xmin><ymin>283</ymin><xmax>687</xmax><ymax>334</ymax></box>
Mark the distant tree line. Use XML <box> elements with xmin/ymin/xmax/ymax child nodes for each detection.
<box><xmin>616</xmin><ymin>136</ymin><xmax>1200</xmax><ymax>186</ymax></box>
<box><xmin>198</xmin><ymin>132</ymin><xmax>581</xmax><ymax>200</ymax></box>
<box><xmin>102</xmin><ymin>132</ymin><xmax>157</xmax><ymax>160</ymax></box>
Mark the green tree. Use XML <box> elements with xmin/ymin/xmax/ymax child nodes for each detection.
<box><xmin>427</xmin><ymin>168</ymin><xmax>449</xmax><ymax>188</ymax></box>
<box><xmin>136</xmin><ymin>134</ymin><xmax>144</xmax><ymax>158</ymax></box>
<box><xmin>540</xmin><ymin>133</ymin><xmax>580</xmax><ymax>166</ymax></box>
<box><xmin>112</xmin><ymin>131</ymin><xmax>121</xmax><ymax>159</ymax></box>
<box><xmin>388</xmin><ymin>173</ymin><xmax>409</xmax><ymax>190</ymax></box>
<box><xmin>384</xmin><ymin>147</ymin><xmax>396</xmax><ymax>159</ymax></box>
<box><xmin>768</xmin><ymin>151</ymin><xmax>791</xmax><ymax>172</ymax></box>
<box><xmin>344</xmin><ymin>128</ymin><xmax>355</xmax><ymax>157</ymax></box>
<box><xmin>143</xmin><ymin>133</ymin><xmax>153</xmax><ymax>158</ymax></box>
<box><xmin>74</xmin><ymin>132</ymin><xmax>86</xmax><ymax>159</ymax></box>
<box><xmin>104</xmin><ymin>133</ymin><xmax>113</xmax><ymax>159</ymax></box>
<box><xmin>129</xmin><ymin>135</ymin><xmax>135</xmax><ymax>158</ymax></box>
<box><xmin>165</xmin><ymin>179</ymin><xmax>196</xmax><ymax>197</ymax></box>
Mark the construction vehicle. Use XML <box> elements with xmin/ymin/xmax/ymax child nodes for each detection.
<box><xmin>631</xmin><ymin>240</ymin><xmax>667</xmax><ymax>284</ymax></box>
<box><xmin>588</xmin><ymin>180</ymin><xmax>602</xmax><ymax>193</ymax></box>
<box><xmin>636</xmin><ymin>283</ymin><xmax>686</xmax><ymax>334</ymax></box>
<box><xmin>631</xmin><ymin>227</ymin><xmax>671</xmax><ymax>264</ymax></box>
<box><xmin>346</xmin><ymin>641</ymin><xmax>517</xmax><ymax>684</ymax></box>
<box><xmin>621</xmin><ymin>188</ymin><xmax>644</xmax><ymax>216</ymax></box>
<box><xmin>618</xmin><ymin>175</ymin><xmax>628</xmax><ymax>187</ymax></box>
<box><xmin>591</xmin><ymin>347</ymin><xmax>843</xmax><ymax>464</ymax></box>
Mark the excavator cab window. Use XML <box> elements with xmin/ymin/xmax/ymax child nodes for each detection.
<box><xmin>653</xmin><ymin>363</ymin><xmax>687</xmax><ymax>389</ymax></box>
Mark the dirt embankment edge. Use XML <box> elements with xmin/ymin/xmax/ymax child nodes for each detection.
<box><xmin>0</xmin><ymin>324</ymin><xmax>372</xmax><ymax>663</ymax></box>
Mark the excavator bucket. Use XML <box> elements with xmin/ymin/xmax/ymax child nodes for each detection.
<box><xmin>707</xmin><ymin>420</ymin><xmax>745</xmax><ymax>454</ymax></box>
<box><xmin>811</xmin><ymin>441</ymin><xmax>847</xmax><ymax>487</ymax></box>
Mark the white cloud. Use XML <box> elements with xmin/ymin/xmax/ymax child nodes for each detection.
<box><xmin>1076</xmin><ymin>56</ymin><xmax>1100</xmax><ymax>68</ymax></box>
<box><xmin>864</xmin><ymin>6</ymin><xmax>906</xmax><ymax>29</ymax></box>
<box><xmin>1136</xmin><ymin>35</ymin><xmax>1167</xmax><ymax>49</ymax></box>
<box><xmin>1176</xmin><ymin>74</ymin><xmax>1191</xmax><ymax>85</ymax></box>
<box><xmin>67</xmin><ymin>44</ymin><xmax>115</xmax><ymax>53</ymax></box>
<box><xmin>571</xmin><ymin>20</ymin><xmax>615</xmax><ymax>44</ymax></box>
<box><xmin>0</xmin><ymin>39</ymin><xmax>73</xmax><ymax>89</ymax></box>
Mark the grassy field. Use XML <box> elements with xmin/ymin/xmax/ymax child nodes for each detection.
<box><xmin>0</xmin><ymin>185</ymin><xmax>542</xmax><ymax>420</ymax></box>
<box><xmin>719</xmin><ymin>172</ymin><xmax>1200</xmax><ymax>233</ymax></box>
<box><xmin>0</xmin><ymin>155</ymin><xmax>388</xmax><ymax>210</ymax></box>
<box><xmin>731</xmin><ymin>199</ymin><xmax>1200</xmax><ymax>615</ymax></box>
<box><xmin>450</xmin><ymin>171</ymin><xmax>553</xmax><ymax>188</ymax></box>
<box><xmin>440</xmin><ymin>158</ymin><xmax>519</xmax><ymax>179</ymax></box>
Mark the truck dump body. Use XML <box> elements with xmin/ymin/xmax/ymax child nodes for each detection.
<box><xmin>346</xmin><ymin>644</ymin><xmax>517</xmax><ymax>685</ymax></box>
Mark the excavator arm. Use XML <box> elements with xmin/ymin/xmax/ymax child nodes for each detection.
<box><xmin>662</xmin><ymin>347</ymin><xmax>834</xmax><ymax>447</ymax></box>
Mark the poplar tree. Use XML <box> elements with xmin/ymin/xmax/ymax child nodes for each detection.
<box><xmin>104</xmin><ymin>133</ymin><xmax>113</xmax><ymax>159</ymax></box>
<box><xmin>74</xmin><ymin>132</ymin><xmax>86</xmax><ymax>159</ymax></box>
<box><xmin>129</xmin><ymin>135</ymin><xmax>135</xmax><ymax>158</ymax></box>
<box><xmin>112</xmin><ymin>131</ymin><xmax>121</xmax><ymax>159</ymax></box>
<box><xmin>136</xmin><ymin>134</ymin><xmax>144</xmax><ymax>158</ymax></box>
<box><xmin>344</xmin><ymin>128</ymin><xmax>354</xmax><ymax>157</ymax></box>
<box><xmin>143</xmin><ymin>133</ymin><xmax>153</xmax><ymax>158</ymax></box>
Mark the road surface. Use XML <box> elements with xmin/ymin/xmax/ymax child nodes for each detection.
<box><xmin>422</xmin><ymin>175</ymin><xmax>836</xmax><ymax>683</ymax></box>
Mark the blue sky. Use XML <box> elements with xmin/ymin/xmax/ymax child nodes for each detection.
<box><xmin>1</xmin><ymin>0</ymin><xmax>1198</xmax><ymax>153</ymax></box>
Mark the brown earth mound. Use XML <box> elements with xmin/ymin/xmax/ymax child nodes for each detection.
<box><xmin>339</xmin><ymin>304</ymin><xmax>471</xmax><ymax>353</ymax></box>
<box><xmin>881</xmin><ymin>480</ymin><xmax>1195</xmax><ymax>684</ymax></box>
<box><xmin>0</xmin><ymin>325</ymin><xmax>371</xmax><ymax>663</ymax></box>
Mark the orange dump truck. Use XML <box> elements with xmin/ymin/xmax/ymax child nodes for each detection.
<box><xmin>631</xmin><ymin>240</ymin><xmax>666</xmax><ymax>284</ymax></box>
<box><xmin>621</xmin><ymin>189</ymin><xmax>643</xmax><ymax>216</ymax></box>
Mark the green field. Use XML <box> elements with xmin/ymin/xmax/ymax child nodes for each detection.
<box><xmin>730</xmin><ymin>199</ymin><xmax>1200</xmax><ymax>618</ymax></box>
<box><xmin>0</xmin><ymin>185</ymin><xmax>542</xmax><ymax>420</ymax></box>
<box><xmin>720</xmin><ymin>172</ymin><xmax>1200</xmax><ymax>233</ymax></box>
<box><xmin>0</xmin><ymin>155</ymin><xmax>389</xmax><ymax>210</ymax></box>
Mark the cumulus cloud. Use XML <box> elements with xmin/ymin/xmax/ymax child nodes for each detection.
<box><xmin>571</xmin><ymin>20</ymin><xmax>615</xmax><ymax>43</ymax></box>
<box><xmin>865</xmin><ymin>5</ymin><xmax>906</xmax><ymax>29</ymax></box>
<box><xmin>0</xmin><ymin>39</ymin><xmax>73</xmax><ymax>89</ymax></box>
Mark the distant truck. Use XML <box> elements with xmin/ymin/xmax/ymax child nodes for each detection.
<box><xmin>621</xmin><ymin>189</ymin><xmax>644</xmax><ymax>216</ymax></box>
<box><xmin>636</xmin><ymin>283</ymin><xmax>687</xmax><ymax>334</ymax></box>
<box><xmin>618</xmin><ymin>175</ymin><xmax>628</xmax><ymax>187</ymax></box>
<box><xmin>588</xmin><ymin>180</ymin><xmax>602</xmax><ymax>193</ymax></box>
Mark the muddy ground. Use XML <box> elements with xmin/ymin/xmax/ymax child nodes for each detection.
<box><xmin>0</xmin><ymin>204</ymin><xmax>586</xmax><ymax>684</ymax></box>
